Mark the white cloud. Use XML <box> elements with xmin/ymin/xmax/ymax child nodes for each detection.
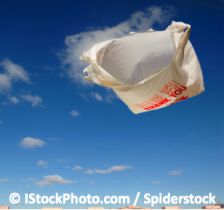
<box><xmin>19</xmin><ymin>137</ymin><xmax>46</xmax><ymax>149</ymax></box>
<box><xmin>150</xmin><ymin>180</ymin><xmax>161</xmax><ymax>185</ymax></box>
<box><xmin>8</xmin><ymin>95</ymin><xmax>20</xmax><ymax>104</ymax></box>
<box><xmin>70</xmin><ymin>110</ymin><xmax>80</xmax><ymax>117</ymax></box>
<box><xmin>21</xmin><ymin>94</ymin><xmax>43</xmax><ymax>107</ymax></box>
<box><xmin>0</xmin><ymin>59</ymin><xmax>30</xmax><ymax>93</ymax></box>
<box><xmin>7</xmin><ymin>94</ymin><xmax>43</xmax><ymax>107</ymax></box>
<box><xmin>61</xmin><ymin>6</ymin><xmax>174</xmax><ymax>84</ymax></box>
<box><xmin>81</xmin><ymin>90</ymin><xmax>117</xmax><ymax>103</ymax></box>
<box><xmin>37</xmin><ymin>160</ymin><xmax>48</xmax><ymax>168</ymax></box>
<box><xmin>85</xmin><ymin>165</ymin><xmax>132</xmax><ymax>175</ymax></box>
<box><xmin>168</xmin><ymin>169</ymin><xmax>183</xmax><ymax>176</ymax></box>
<box><xmin>95</xmin><ymin>165</ymin><xmax>131</xmax><ymax>174</ymax></box>
<box><xmin>0</xmin><ymin>178</ymin><xmax>9</xmax><ymax>184</ymax></box>
<box><xmin>90</xmin><ymin>92</ymin><xmax>103</xmax><ymax>101</ymax></box>
<box><xmin>36</xmin><ymin>175</ymin><xmax>74</xmax><ymax>187</ymax></box>
<box><xmin>0</xmin><ymin>60</ymin><xmax>43</xmax><ymax>108</ymax></box>
<box><xmin>1</xmin><ymin>60</ymin><xmax>30</xmax><ymax>82</ymax></box>
<box><xmin>72</xmin><ymin>165</ymin><xmax>83</xmax><ymax>171</ymax></box>
<box><xmin>0</xmin><ymin>74</ymin><xmax>11</xmax><ymax>92</ymax></box>
<box><xmin>85</xmin><ymin>169</ymin><xmax>95</xmax><ymax>175</ymax></box>
<box><xmin>21</xmin><ymin>177</ymin><xmax>37</xmax><ymax>182</ymax></box>
<box><xmin>56</xmin><ymin>158</ymin><xmax>66</xmax><ymax>164</ymax></box>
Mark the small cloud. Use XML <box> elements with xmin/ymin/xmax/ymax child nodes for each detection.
<box><xmin>36</xmin><ymin>175</ymin><xmax>74</xmax><ymax>187</ymax></box>
<box><xmin>1</xmin><ymin>59</ymin><xmax>30</xmax><ymax>82</ymax></box>
<box><xmin>21</xmin><ymin>177</ymin><xmax>37</xmax><ymax>182</ymax></box>
<box><xmin>168</xmin><ymin>169</ymin><xmax>183</xmax><ymax>176</ymax></box>
<box><xmin>150</xmin><ymin>180</ymin><xmax>161</xmax><ymax>185</ymax></box>
<box><xmin>19</xmin><ymin>137</ymin><xmax>46</xmax><ymax>149</ymax></box>
<box><xmin>70</xmin><ymin>110</ymin><xmax>80</xmax><ymax>117</ymax></box>
<box><xmin>37</xmin><ymin>160</ymin><xmax>48</xmax><ymax>168</ymax></box>
<box><xmin>94</xmin><ymin>165</ymin><xmax>132</xmax><ymax>174</ymax></box>
<box><xmin>21</xmin><ymin>94</ymin><xmax>43</xmax><ymax>107</ymax></box>
<box><xmin>56</xmin><ymin>158</ymin><xmax>66</xmax><ymax>164</ymax></box>
<box><xmin>89</xmin><ymin>180</ymin><xmax>96</xmax><ymax>185</ymax></box>
<box><xmin>7</xmin><ymin>94</ymin><xmax>43</xmax><ymax>107</ymax></box>
<box><xmin>86</xmin><ymin>165</ymin><xmax>132</xmax><ymax>175</ymax></box>
<box><xmin>0</xmin><ymin>60</ymin><xmax>43</xmax><ymax>108</ymax></box>
<box><xmin>85</xmin><ymin>169</ymin><xmax>95</xmax><ymax>175</ymax></box>
<box><xmin>72</xmin><ymin>165</ymin><xmax>83</xmax><ymax>171</ymax></box>
<box><xmin>104</xmin><ymin>90</ymin><xmax>118</xmax><ymax>103</ymax></box>
<box><xmin>8</xmin><ymin>95</ymin><xmax>20</xmax><ymax>104</ymax></box>
<box><xmin>47</xmin><ymin>137</ymin><xmax>63</xmax><ymax>142</ymax></box>
<box><xmin>90</xmin><ymin>92</ymin><xmax>103</xmax><ymax>102</ymax></box>
<box><xmin>0</xmin><ymin>178</ymin><xmax>9</xmax><ymax>184</ymax></box>
<box><xmin>81</xmin><ymin>90</ymin><xmax>117</xmax><ymax>103</ymax></box>
<box><xmin>0</xmin><ymin>59</ymin><xmax>30</xmax><ymax>93</ymax></box>
<box><xmin>0</xmin><ymin>74</ymin><xmax>11</xmax><ymax>92</ymax></box>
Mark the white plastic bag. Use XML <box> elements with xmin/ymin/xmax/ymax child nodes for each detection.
<box><xmin>80</xmin><ymin>21</ymin><xmax>205</xmax><ymax>114</ymax></box>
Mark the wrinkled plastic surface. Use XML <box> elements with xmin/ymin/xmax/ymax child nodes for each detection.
<box><xmin>81</xmin><ymin>21</ymin><xmax>205</xmax><ymax>114</ymax></box>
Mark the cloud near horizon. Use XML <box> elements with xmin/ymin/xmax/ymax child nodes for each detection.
<box><xmin>61</xmin><ymin>6</ymin><xmax>174</xmax><ymax>85</ymax></box>
<box><xmin>85</xmin><ymin>165</ymin><xmax>132</xmax><ymax>175</ymax></box>
<box><xmin>36</xmin><ymin>175</ymin><xmax>74</xmax><ymax>187</ymax></box>
<box><xmin>150</xmin><ymin>180</ymin><xmax>161</xmax><ymax>185</ymax></box>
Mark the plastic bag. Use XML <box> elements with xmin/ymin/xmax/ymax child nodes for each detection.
<box><xmin>80</xmin><ymin>21</ymin><xmax>205</xmax><ymax>114</ymax></box>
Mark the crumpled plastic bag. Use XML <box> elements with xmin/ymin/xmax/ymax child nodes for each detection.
<box><xmin>80</xmin><ymin>21</ymin><xmax>205</xmax><ymax>114</ymax></box>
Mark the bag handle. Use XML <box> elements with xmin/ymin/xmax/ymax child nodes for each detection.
<box><xmin>168</xmin><ymin>21</ymin><xmax>191</xmax><ymax>67</ymax></box>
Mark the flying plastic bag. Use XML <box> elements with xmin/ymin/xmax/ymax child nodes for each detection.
<box><xmin>80</xmin><ymin>21</ymin><xmax>205</xmax><ymax>114</ymax></box>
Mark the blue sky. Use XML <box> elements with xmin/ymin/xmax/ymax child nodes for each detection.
<box><xmin>0</xmin><ymin>0</ymin><xmax>224</xmax><ymax>208</ymax></box>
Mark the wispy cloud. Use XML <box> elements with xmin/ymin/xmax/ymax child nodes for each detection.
<box><xmin>47</xmin><ymin>137</ymin><xmax>63</xmax><ymax>143</ymax></box>
<box><xmin>21</xmin><ymin>177</ymin><xmax>37</xmax><ymax>182</ymax></box>
<box><xmin>90</xmin><ymin>92</ymin><xmax>103</xmax><ymax>102</ymax></box>
<box><xmin>36</xmin><ymin>175</ymin><xmax>75</xmax><ymax>187</ymax></box>
<box><xmin>56</xmin><ymin>158</ymin><xmax>67</xmax><ymax>164</ymax></box>
<box><xmin>85</xmin><ymin>169</ymin><xmax>95</xmax><ymax>175</ymax></box>
<box><xmin>72</xmin><ymin>165</ymin><xmax>83</xmax><ymax>171</ymax></box>
<box><xmin>19</xmin><ymin>137</ymin><xmax>46</xmax><ymax>149</ymax></box>
<box><xmin>0</xmin><ymin>178</ymin><xmax>9</xmax><ymax>184</ymax></box>
<box><xmin>80</xmin><ymin>90</ymin><xmax>117</xmax><ymax>103</ymax></box>
<box><xmin>168</xmin><ymin>169</ymin><xmax>184</xmax><ymax>176</ymax></box>
<box><xmin>37</xmin><ymin>160</ymin><xmax>48</xmax><ymax>168</ymax></box>
<box><xmin>61</xmin><ymin>6</ymin><xmax>174</xmax><ymax>85</ymax></box>
<box><xmin>8</xmin><ymin>95</ymin><xmax>20</xmax><ymax>104</ymax></box>
<box><xmin>70</xmin><ymin>110</ymin><xmax>80</xmax><ymax>117</ymax></box>
<box><xmin>7</xmin><ymin>94</ymin><xmax>43</xmax><ymax>107</ymax></box>
<box><xmin>85</xmin><ymin>165</ymin><xmax>132</xmax><ymax>175</ymax></box>
<box><xmin>0</xmin><ymin>59</ymin><xmax>43</xmax><ymax>107</ymax></box>
<box><xmin>89</xmin><ymin>180</ymin><xmax>96</xmax><ymax>185</ymax></box>
<box><xmin>150</xmin><ymin>180</ymin><xmax>161</xmax><ymax>185</ymax></box>
<box><xmin>0</xmin><ymin>59</ymin><xmax>30</xmax><ymax>93</ymax></box>
<box><xmin>21</xmin><ymin>94</ymin><xmax>43</xmax><ymax>107</ymax></box>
